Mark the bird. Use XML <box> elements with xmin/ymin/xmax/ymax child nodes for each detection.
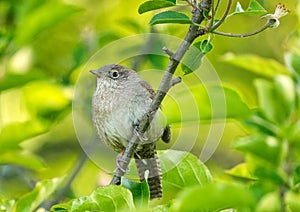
<box><xmin>90</xmin><ymin>64</ymin><xmax>171</xmax><ymax>199</ymax></box>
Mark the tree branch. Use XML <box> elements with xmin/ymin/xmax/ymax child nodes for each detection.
<box><xmin>210</xmin><ymin>0</ymin><xmax>232</xmax><ymax>31</ymax></box>
<box><xmin>211</xmin><ymin>19</ymin><xmax>276</xmax><ymax>38</ymax></box>
<box><xmin>110</xmin><ymin>0</ymin><xmax>212</xmax><ymax>185</ymax></box>
<box><xmin>45</xmin><ymin>153</ymin><xmax>88</xmax><ymax>209</ymax></box>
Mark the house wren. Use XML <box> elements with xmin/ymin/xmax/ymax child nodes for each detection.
<box><xmin>90</xmin><ymin>64</ymin><xmax>170</xmax><ymax>199</ymax></box>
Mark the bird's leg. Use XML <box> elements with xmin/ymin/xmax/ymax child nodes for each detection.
<box><xmin>133</xmin><ymin>125</ymin><xmax>149</xmax><ymax>142</ymax></box>
<box><xmin>116</xmin><ymin>149</ymin><xmax>130</xmax><ymax>174</ymax></box>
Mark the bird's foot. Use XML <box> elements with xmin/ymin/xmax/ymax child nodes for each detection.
<box><xmin>116</xmin><ymin>152</ymin><xmax>130</xmax><ymax>174</ymax></box>
<box><xmin>133</xmin><ymin>126</ymin><xmax>149</xmax><ymax>143</ymax></box>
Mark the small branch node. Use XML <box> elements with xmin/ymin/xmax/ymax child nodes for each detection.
<box><xmin>171</xmin><ymin>77</ymin><xmax>182</xmax><ymax>87</ymax></box>
<box><xmin>197</xmin><ymin>28</ymin><xmax>207</xmax><ymax>36</ymax></box>
<box><xmin>162</xmin><ymin>46</ymin><xmax>175</xmax><ymax>59</ymax></box>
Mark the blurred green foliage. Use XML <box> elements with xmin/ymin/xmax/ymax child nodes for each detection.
<box><xmin>0</xmin><ymin>0</ymin><xmax>299</xmax><ymax>211</ymax></box>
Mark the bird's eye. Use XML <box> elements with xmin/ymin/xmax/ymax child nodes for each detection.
<box><xmin>110</xmin><ymin>70</ymin><xmax>119</xmax><ymax>79</ymax></box>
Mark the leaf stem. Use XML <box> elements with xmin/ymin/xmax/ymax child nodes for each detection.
<box><xmin>211</xmin><ymin>19</ymin><xmax>276</xmax><ymax>38</ymax></box>
<box><xmin>210</xmin><ymin>0</ymin><xmax>232</xmax><ymax>31</ymax></box>
<box><xmin>208</xmin><ymin>0</ymin><xmax>214</xmax><ymax>29</ymax></box>
<box><xmin>214</xmin><ymin>0</ymin><xmax>221</xmax><ymax>13</ymax></box>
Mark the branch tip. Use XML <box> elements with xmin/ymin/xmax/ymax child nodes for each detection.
<box><xmin>171</xmin><ymin>77</ymin><xmax>182</xmax><ymax>87</ymax></box>
<box><xmin>162</xmin><ymin>46</ymin><xmax>175</xmax><ymax>59</ymax></box>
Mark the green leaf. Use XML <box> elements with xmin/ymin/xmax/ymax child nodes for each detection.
<box><xmin>51</xmin><ymin>186</ymin><xmax>135</xmax><ymax>212</ymax></box>
<box><xmin>149</xmin><ymin>11</ymin><xmax>192</xmax><ymax>25</ymax></box>
<box><xmin>253</xmin><ymin>166</ymin><xmax>285</xmax><ymax>185</ymax></box>
<box><xmin>256</xmin><ymin>192</ymin><xmax>281</xmax><ymax>211</ymax></box>
<box><xmin>292</xmin><ymin>164</ymin><xmax>300</xmax><ymax>189</ymax></box>
<box><xmin>247</xmin><ymin>0</ymin><xmax>267</xmax><ymax>15</ymax></box>
<box><xmin>23</xmin><ymin>81</ymin><xmax>71</xmax><ymax>118</ymax></box>
<box><xmin>234</xmin><ymin>135</ymin><xmax>282</xmax><ymax>166</ymax></box>
<box><xmin>170</xmin><ymin>182</ymin><xmax>255</xmax><ymax>211</ymax></box>
<box><xmin>181</xmin><ymin>40</ymin><xmax>213</xmax><ymax>75</ymax></box>
<box><xmin>0</xmin><ymin>198</ymin><xmax>15</xmax><ymax>212</ymax></box>
<box><xmin>228</xmin><ymin>0</ymin><xmax>267</xmax><ymax>17</ymax></box>
<box><xmin>138</xmin><ymin>1</ymin><xmax>176</xmax><ymax>14</ymax></box>
<box><xmin>286</xmin><ymin>191</ymin><xmax>300</xmax><ymax>211</ymax></box>
<box><xmin>226</xmin><ymin>163</ymin><xmax>257</xmax><ymax>181</ymax></box>
<box><xmin>158</xmin><ymin>150</ymin><xmax>213</xmax><ymax>201</ymax></box>
<box><xmin>14</xmin><ymin>2</ymin><xmax>82</xmax><ymax>45</ymax></box>
<box><xmin>0</xmin><ymin>71</ymin><xmax>46</xmax><ymax>91</ymax></box>
<box><xmin>287</xmin><ymin>120</ymin><xmax>300</xmax><ymax>145</ymax></box>
<box><xmin>286</xmin><ymin>52</ymin><xmax>300</xmax><ymax>77</ymax></box>
<box><xmin>223</xmin><ymin>54</ymin><xmax>290</xmax><ymax>78</ymax></box>
<box><xmin>0</xmin><ymin>151</ymin><xmax>45</xmax><ymax>171</ymax></box>
<box><xmin>0</xmin><ymin>121</ymin><xmax>49</xmax><ymax>153</ymax></box>
<box><xmin>181</xmin><ymin>43</ymin><xmax>204</xmax><ymax>75</ymax></box>
<box><xmin>235</xmin><ymin>2</ymin><xmax>245</xmax><ymax>13</ymax></box>
<box><xmin>121</xmin><ymin>178</ymin><xmax>149</xmax><ymax>207</ymax></box>
<box><xmin>244</xmin><ymin>111</ymin><xmax>280</xmax><ymax>136</ymax></box>
<box><xmin>254</xmin><ymin>79</ymin><xmax>288</xmax><ymax>123</ymax></box>
<box><xmin>274</xmin><ymin>75</ymin><xmax>296</xmax><ymax>118</ymax></box>
<box><xmin>163</xmin><ymin>84</ymin><xmax>251</xmax><ymax>124</ymax></box>
<box><xmin>14</xmin><ymin>177</ymin><xmax>65</xmax><ymax>212</ymax></box>
<box><xmin>199</xmin><ymin>39</ymin><xmax>213</xmax><ymax>54</ymax></box>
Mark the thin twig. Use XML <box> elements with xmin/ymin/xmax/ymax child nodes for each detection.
<box><xmin>162</xmin><ymin>46</ymin><xmax>175</xmax><ymax>59</ymax></box>
<box><xmin>171</xmin><ymin>77</ymin><xmax>182</xmax><ymax>87</ymax></box>
<box><xmin>208</xmin><ymin>0</ymin><xmax>214</xmax><ymax>29</ymax></box>
<box><xmin>110</xmin><ymin>0</ymin><xmax>212</xmax><ymax>185</ymax></box>
<box><xmin>210</xmin><ymin>0</ymin><xmax>232</xmax><ymax>31</ymax></box>
<box><xmin>211</xmin><ymin>19</ymin><xmax>276</xmax><ymax>38</ymax></box>
<box><xmin>214</xmin><ymin>0</ymin><xmax>221</xmax><ymax>14</ymax></box>
<box><xmin>45</xmin><ymin>153</ymin><xmax>88</xmax><ymax>209</ymax></box>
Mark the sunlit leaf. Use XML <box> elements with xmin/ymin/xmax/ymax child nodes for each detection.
<box><xmin>244</xmin><ymin>111</ymin><xmax>280</xmax><ymax>136</ymax></box>
<box><xmin>254</xmin><ymin>79</ymin><xmax>288</xmax><ymax>123</ymax></box>
<box><xmin>0</xmin><ymin>121</ymin><xmax>49</xmax><ymax>152</ymax></box>
<box><xmin>163</xmin><ymin>84</ymin><xmax>251</xmax><ymax>124</ymax></box>
<box><xmin>234</xmin><ymin>135</ymin><xmax>282</xmax><ymax>166</ymax></box>
<box><xmin>289</xmin><ymin>53</ymin><xmax>300</xmax><ymax>75</ymax></box>
<box><xmin>0</xmin><ymin>72</ymin><xmax>46</xmax><ymax>91</ymax></box>
<box><xmin>287</xmin><ymin>120</ymin><xmax>300</xmax><ymax>146</ymax></box>
<box><xmin>121</xmin><ymin>178</ymin><xmax>149</xmax><ymax>207</ymax></box>
<box><xmin>245</xmin><ymin>156</ymin><xmax>286</xmax><ymax>185</ymax></box>
<box><xmin>256</xmin><ymin>192</ymin><xmax>281</xmax><ymax>212</ymax></box>
<box><xmin>222</xmin><ymin>53</ymin><xmax>290</xmax><ymax>77</ymax></box>
<box><xmin>14</xmin><ymin>2</ymin><xmax>82</xmax><ymax>45</ymax></box>
<box><xmin>170</xmin><ymin>182</ymin><xmax>255</xmax><ymax>211</ymax></box>
<box><xmin>247</xmin><ymin>0</ymin><xmax>268</xmax><ymax>15</ymax></box>
<box><xmin>0</xmin><ymin>151</ymin><xmax>45</xmax><ymax>171</ymax></box>
<box><xmin>51</xmin><ymin>186</ymin><xmax>134</xmax><ymax>212</ymax></box>
<box><xmin>0</xmin><ymin>198</ymin><xmax>15</xmax><ymax>212</ymax></box>
<box><xmin>138</xmin><ymin>0</ymin><xmax>176</xmax><ymax>14</ymax></box>
<box><xmin>286</xmin><ymin>191</ymin><xmax>300</xmax><ymax>211</ymax></box>
<box><xmin>228</xmin><ymin>0</ymin><xmax>267</xmax><ymax>17</ymax></box>
<box><xmin>273</xmin><ymin>75</ymin><xmax>296</xmax><ymax>118</ymax></box>
<box><xmin>181</xmin><ymin>40</ymin><xmax>213</xmax><ymax>75</ymax></box>
<box><xmin>23</xmin><ymin>81</ymin><xmax>71</xmax><ymax>118</ymax></box>
<box><xmin>158</xmin><ymin>150</ymin><xmax>213</xmax><ymax>201</ymax></box>
<box><xmin>14</xmin><ymin>177</ymin><xmax>65</xmax><ymax>212</ymax></box>
<box><xmin>235</xmin><ymin>2</ymin><xmax>245</xmax><ymax>13</ymax></box>
<box><xmin>226</xmin><ymin>163</ymin><xmax>257</xmax><ymax>181</ymax></box>
<box><xmin>149</xmin><ymin>11</ymin><xmax>192</xmax><ymax>25</ymax></box>
<box><xmin>181</xmin><ymin>44</ymin><xmax>204</xmax><ymax>75</ymax></box>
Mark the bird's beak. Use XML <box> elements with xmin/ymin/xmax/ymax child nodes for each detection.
<box><xmin>90</xmin><ymin>70</ymin><xmax>102</xmax><ymax>77</ymax></box>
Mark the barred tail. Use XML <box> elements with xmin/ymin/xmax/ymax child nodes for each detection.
<box><xmin>134</xmin><ymin>144</ymin><xmax>162</xmax><ymax>199</ymax></box>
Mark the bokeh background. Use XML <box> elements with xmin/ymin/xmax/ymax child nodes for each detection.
<box><xmin>0</xmin><ymin>0</ymin><xmax>298</xmax><ymax>200</ymax></box>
